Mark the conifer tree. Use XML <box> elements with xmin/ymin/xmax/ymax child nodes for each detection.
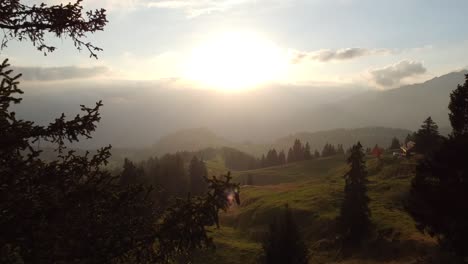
<box><xmin>314</xmin><ymin>149</ymin><xmax>320</xmax><ymax>159</ymax></box>
<box><xmin>407</xmin><ymin>75</ymin><xmax>468</xmax><ymax>260</ymax></box>
<box><xmin>287</xmin><ymin>148</ymin><xmax>294</xmax><ymax>163</ymax></box>
<box><xmin>278</xmin><ymin>150</ymin><xmax>286</xmax><ymax>164</ymax></box>
<box><xmin>414</xmin><ymin>116</ymin><xmax>443</xmax><ymax>155</ymax></box>
<box><xmin>292</xmin><ymin>139</ymin><xmax>304</xmax><ymax>161</ymax></box>
<box><xmin>389</xmin><ymin>137</ymin><xmax>401</xmax><ymax>149</ymax></box>
<box><xmin>189</xmin><ymin>156</ymin><xmax>208</xmax><ymax>195</ymax></box>
<box><xmin>304</xmin><ymin>142</ymin><xmax>312</xmax><ymax>160</ymax></box>
<box><xmin>261</xmin><ymin>205</ymin><xmax>309</xmax><ymax>264</ymax></box>
<box><xmin>337</xmin><ymin>142</ymin><xmax>371</xmax><ymax>244</ymax></box>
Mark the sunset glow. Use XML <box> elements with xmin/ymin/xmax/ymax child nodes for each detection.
<box><xmin>183</xmin><ymin>32</ymin><xmax>287</xmax><ymax>90</ymax></box>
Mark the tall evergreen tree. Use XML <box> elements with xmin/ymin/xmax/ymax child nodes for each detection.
<box><xmin>292</xmin><ymin>139</ymin><xmax>304</xmax><ymax>161</ymax></box>
<box><xmin>287</xmin><ymin>148</ymin><xmax>294</xmax><ymax>163</ymax></box>
<box><xmin>278</xmin><ymin>150</ymin><xmax>286</xmax><ymax>165</ymax></box>
<box><xmin>414</xmin><ymin>116</ymin><xmax>443</xmax><ymax>155</ymax></box>
<box><xmin>189</xmin><ymin>156</ymin><xmax>208</xmax><ymax>195</ymax></box>
<box><xmin>337</xmin><ymin>144</ymin><xmax>345</xmax><ymax>155</ymax></box>
<box><xmin>314</xmin><ymin>149</ymin><xmax>320</xmax><ymax>159</ymax></box>
<box><xmin>337</xmin><ymin>142</ymin><xmax>371</xmax><ymax>244</ymax></box>
<box><xmin>304</xmin><ymin>142</ymin><xmax>312</xmax><ymax>160</ymax></box>
<box><xmin>389</xmin><ymin>137</ymin><xmax>401</xmax><ymax>149</ymax></box>
<box><xmin>261</xmin><ymin>205</ymin><xmax>309</xmax><ymax>264</ymax></box>
<box><xmin>120</xmin><ymin>158</ymin><xmax>143</xmax><ymax>185</ymax></box>
<box><xmin>407</xmin><ymin>75</ymin><xmax>468</xmax><ymax>260</ymax></box>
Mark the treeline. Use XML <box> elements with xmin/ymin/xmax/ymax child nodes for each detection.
<box><xmin>257</xmin><ymin>140</ymin><xmax>346</xmax><ymax>169</ymax></box>
<box><xmin>119</xmin><ymin>154</ymin><xmax>209</xmax><ymax>199</ymax></box>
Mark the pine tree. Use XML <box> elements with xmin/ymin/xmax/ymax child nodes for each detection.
<box><xmin>304</xmin><ymin>142</ymin><xmax>312</xmax><ymax>160</ymax></box>
<box><xmin>292</xmin><ymin>139</ymin><xmax>304</xmax><ymax>161</ymax></box>
<box><xmin>278</xmin><ymin>150</ymin><xmax>286</xmax><ymax>165</ymax></box>
<box><xmin>287</xmin><ymin>148</ymin><xmax>294</xmax><ymax>163</ymax></box>
<box><xmin>261</xmin><ymin>205</ymin><xmax>309</xmax><ymax>264</ymax></box>
<box><xmin>337</xmin><ymin>142</ymin><xmax>371</xmax><ymax>244</ymax></box>
<box><xmin>189</xmin><ymin>156</ymin><xmax>208</xmax><ymax>195</ymax></box>
<box><xmin>449</xmin><ymin>75</ymin><xmax>468</xmax><ymax>137</ymax></box>
<box><xmin>389</xmin><ymin>137</ymin><xmax>401</xmax><ymax>149</ymax></box>
<box><xmin>414</xmin><ymin>116</ymin><xmax>443</xmax><ymax>155</ymax></box>
<box><xmin>407</xmin><ymin>75</ymin><xmax>468</xmax><ymax>259</ymax></box>
<box><xmin>314</xmin><ymin>149</ymin><xmax>320</xmax><ymax>159</ymax></box>
<box><xmin>337</xmin><ymin>144</ymin><xmax>345</xmax><ymax>155</ymax></box>
<box><xmin>120</xmin><ymin>158</ymin><xmax>143</xmax><ymax>185</ymax></box>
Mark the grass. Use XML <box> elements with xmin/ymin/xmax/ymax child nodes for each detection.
<box><xmin>195</xmin><ymin>155</ymin><xmax>437</xmax><ymax>264</ymax></box>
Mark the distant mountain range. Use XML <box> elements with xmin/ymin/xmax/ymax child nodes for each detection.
<box><xmin>151</xmin><ymin>127</ymin><xmax>412</xmax><ymax>157</ymax></box>
<box><xmin>16</xmin><ymin>70</ymin><xmax>466</xmax><ymax>149</ymax></box>
<box><xmin>286</xmin><ymin>70</ymin><xmax>467</xmax><ymax>134</ymax></box>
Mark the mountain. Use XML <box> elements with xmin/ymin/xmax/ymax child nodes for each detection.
<box><xmin>291</xmin><ymin>70</ymin><xmax>468</xmax><ymax>133</ymax></box>
<box><xmin>151</xmin><ymin>126</ymin><xmax>412</xmax><ymax>157</ymax></box>
<box><xmin>14</xmin><ymin>70</ymin><xmax>465</xmax><ymax>149</ymax></box>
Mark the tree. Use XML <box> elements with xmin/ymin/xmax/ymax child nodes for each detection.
<box><xmin>413</xmin><ymin>116</ymin><xmax>443</xmax><ymax>155</ymax></box>
<box><xmin>120</xmin><ymin>158</ymin><xmax>144</xmax><ymax>185</ymax></box>
<box><xmin>407</xmin><ymin>75</ymin><xmax>468</xmax><ymax>260</ymax></box>
<box><xmin>0</xmin><ymin>0</ymin><xmax>107</xmax><ymax>58</ymax></box>
<box><xmin>287</xmin><ymin>148</ymin><xmax>294</xmax><ymax>163</ymax></box>
<box><xmin>389</xmin><ymin>137</ymin><xmax>401</xmax><ymax>150</ymax></box>
<box><xmin>189</xmin><ymin>156</ymin><xmax>208</xmax><ymax>195</ymax></box>
<box><xmin>261</xmin><ymin>205</ymin><xmax>309</xmax><ymax>264</ymax></box>
<box><xmin>314</xmin><ymin>149</ymin><xmax>320</xmax><ymax>159</ymax></box>
<box><xmin>292</xmin><ymin>139</ymin><xmax>304</xmax><ymax>161</ymax></box>
<box><xmin>0</xmin><ymin>1</ymin><xmax>240</xmax><ymax>261</ymax></box>
<box><xmin>337</xmin><ymin>144</ymin><xmax>345</xmax><ymax>155</ymax></box>
<box><xmin>304</xmin><ymin>142</ymin><xmax>312</xmax><ymax>160</ymax></box>
<box><xmin>449</xmin><ymin>75</ymin><xmax>468</xmax><ymax>137</ymax></box>
<box><xmin>278</xmin><ymin>150</ymin><xmax>286</xmax><ymax>165</ymax></box>
<box><xmin>337</xmin><ymin>142</ymin><xmax>371</xmax><ymax>244</ymax></box>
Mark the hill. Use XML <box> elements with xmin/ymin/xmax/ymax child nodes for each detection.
<box><xmin>15</xmin><ymin>70</ymin><xmax>466</xmax><ymax>149</ymax></box>
<box><xmin>294</xmin><ymin>70</ymin><xmax>468</xmax><ymax>133</ymax></box>
<box><xmin>152</xmin><ymin>127</ymin><xmax>412</xmax><ymax>157</ymax></box>
<box><xmin>195</xmin><ymin>155</ymin><xmax>440</xmax><ymax>264</ymax></box>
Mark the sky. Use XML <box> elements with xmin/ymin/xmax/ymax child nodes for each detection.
<box><xmin>3</xmin><ymin>0</ymin><xmax>468</xmax><ymax>91</ymax></box>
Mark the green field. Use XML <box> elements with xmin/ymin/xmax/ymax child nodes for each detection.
<box><xmin>199</xmin><ymin>155</ymin><xmax>438</xmax><ymax>264</ymax></box>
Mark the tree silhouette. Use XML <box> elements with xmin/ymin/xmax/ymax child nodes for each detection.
<box><xmin>414</xmin><ymin>116</ymin><xmax>443</xmax><ymax>156</ymax></box>
<box><xmin>304</xmin><ymin>142</ymin><xmax>312</xmax><ymax>160</ymax></box>
<box><xmin>0</xmin><ymin>0</ymin><xmax>107</xmax><ymax>58</ymax></box>
<box><xmin>337</xmin><ymin>142</ymin><xmax>371</xmax><ymax>244</ymax></box>
<box><xmin>389</xmin><ymin>137</ymin><xmax>401</xmax><ymax>149</ymax></box>
<box><xmin>407</xmin><ymin>75</ymin><xmax>468</xmax><ymax>260</ymax></box>
<box><xmin>314</xmin><ymin>149</ymin><xmax>320</xmax><ymax>158</ymax></box>
<box><xmin>261</xmin><ymin>205</ymin><xmax>309</xmax><ymax>264</ymax></box>
<box><xmin>189</xmin><ymin>156</ymin><xmax>208</xmax><ymax>195</ymax></box>
<box><xmin>278</xmin><ymin>150</ymin><xmax>286</xmax><ymax>165</ymax></box>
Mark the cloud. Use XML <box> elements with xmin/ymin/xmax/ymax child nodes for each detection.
<box><xmin>147</xmin><ymin>0</ymin><xmax>252</xmax><ymax>17</ymax></box>
<box><xmin>12</xmin><ymin>66</ymin><xmax>109</xmax><ymax>81</ymax></box>
<box><xmin>290</xmin><ymin>48</ymin><xmax>392</xmax><ymax>63</ymax></box>
<box><xmin>369</xmin><ymin>60</ymin><xmax>427</xmax><ymax>87</ymax></box>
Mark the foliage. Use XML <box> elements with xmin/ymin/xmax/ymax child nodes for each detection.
<box><xmin>0</xmin><ymin>60</ymin><xmax>242</xmax><ymax>263</ymax></box>
<box><xmin>337</xmin><ymin>142</ymin><xmax>371</xmax><ymax>244</ymax></box>
<box><xmin>0</xmin><ymin>0</ymin><xmax>107</xmax><ymax>58</ymax></box>
<box><xmin>413</xmin><ymin>116</ymin><xmax>443</xmax><ymax>156</ymax></box>
<box><xmin>189</xmin><ymin>156</ymin><xmax>208</xmax><ymax>195</ymax></box>
<box><xmin>389</xmin><ymin>137</ymin><xmax>401</xmax><ymax>149</ymax></box>
<box><xmin>407</xmin><ymin>75</ymin><xmax>468</xmax><ymax>260</ymax></box>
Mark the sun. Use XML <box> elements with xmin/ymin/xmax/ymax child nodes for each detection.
<box><xmin>183</xmin><ymin>31</ymin><xmax>287</xmax><ymax>91</ymax></box>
